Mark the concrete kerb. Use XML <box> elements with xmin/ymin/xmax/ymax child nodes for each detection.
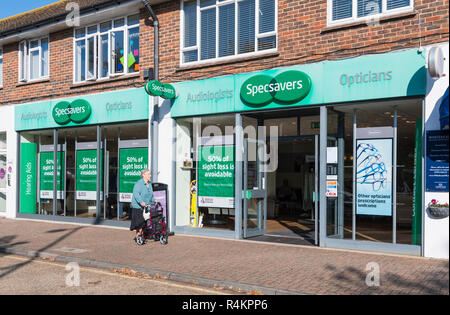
<box><xmin>0</xmin><ymin>246</ymin><xmax>304</xmax><ymax>295</ymax></box>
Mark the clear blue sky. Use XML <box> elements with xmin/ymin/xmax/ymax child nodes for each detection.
<box><xmin>0</xmin><ymin>0</ymin><xmax>61</xmax><ymax>20</ymax></box>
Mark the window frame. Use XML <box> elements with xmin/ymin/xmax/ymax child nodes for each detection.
<box><xmin>180</xmin><ymin>0</ymin><xmax>278</xmax><ymax>66</ymax></box>
<box><xmin>72</xmin><ymin>14</ymin><xmax>140</xmax><ymax>84</ymax></box>
<box><xmin>327</xmin><ymin>0</ymin><xmax>414</xmax><ymax>27</ymax></box>
<box><xmin>18</xmin><ymin>37</ymin><xmax>50</xmax><ymax>83</ymax></box>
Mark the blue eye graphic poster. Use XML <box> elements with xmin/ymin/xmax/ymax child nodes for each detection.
<box><xmin>356</xmin><ymin>138</ymin><xmax>393</xmax><ymax>216</ymax></box>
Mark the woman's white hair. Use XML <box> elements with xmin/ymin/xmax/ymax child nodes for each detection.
<box><xmin>141</xmin><ymin>169</ymin><xmax>150</xmax><ymax>177</ymax></box>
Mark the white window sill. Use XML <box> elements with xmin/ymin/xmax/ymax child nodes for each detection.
<box><xmin>178</xmin><ymin>49</ymin><xmax>279</xmax><ymax>70</ymax></box>
<box><xmin>16</xmin><ymin>77</ymin><xmax>50</xmax><ymax>87</ymax></box>
<box><xmin>71</xmin><ymin>72</ymin><xmax>140</xmax><ymax>87</ymax></box>
<box><xmin>324</xmin><ymin>9</ymin><xmax>416</xmax><ymax>32</ymax></box>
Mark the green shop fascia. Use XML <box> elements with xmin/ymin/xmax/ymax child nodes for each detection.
<box><xmin>170</xmin><ymin>48</ymin><xmax>427</xmax><ymax>252</ymax></box>
<box><xmin>171</xmin><ymin>48</ymin><xmax>426</xmax><ymax>117</ymax></box>
<box><xmin>15</xmin><ymin>88</ymin><xmax>150</xmax><ymax>216</ymax></box>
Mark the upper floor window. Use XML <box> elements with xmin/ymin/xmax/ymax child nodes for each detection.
<box><xmin>181</xmin><ymin>0</ymin><xmax>277</xmax><ymax>65</ymax></box>
<box><xmin>0</xmin><ymin>48</ymin><xmax>3</xmax><ymax>87</ymax></box>
<box><xmin>18</xmin><ymin>37</ymin><xmax>49</xmax><ymax>82</ymax></box>
<box><xmin>74</xmin><ymin>14</ymin><xmax>140</xmax><ymax>83</ymax></box>
<box><xmin>328</xmin><ymin>0</ymin><xmax>413</xmax><ymax>26</ymax></box>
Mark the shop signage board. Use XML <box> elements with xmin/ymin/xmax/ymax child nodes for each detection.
<box><xmin>15</xmin><ymin>88</ymin><xmax>149</xmax><ymax>131</ymax></box>
<box><xmin>76</xmin><ymin>149</ymin><xmax>103</xmax><ymax>200</ymax></box>
<box><xmin>355</xmin><ymin>136</ymin><xmax>393</xmax><ymax>216</ymax></box>
<box><xmin>52</xmin><ymin>99</ymin><xmax>92</xmax><ymax>125</ymax></box>
<box><xmin>40</xmin><ymin>151</ymin><xmax>65</xmax><ymax>199</ymax></box>
<box><xmin>198</xmin><ymin>137</ymin><xmax>235</xmax><ymax>209</ymax></box>
<box><xmin>119</xmin><ymin>146</ymin><xmax>149</xmax><ymax>202</ymax></box>
<box><xmin>145</xmin><ymin>80</ymin><xmax>177</xmax><ymax>99</ymax></box>
<box><xmin>171</xmin><ymin>48</ymin><xmax>426</xmax><ymax>118</ymax></box>
<box><xmin>425</xmin><ymin>130</ymin><xmax>449</xmax><ymax>192</ymax></box>
<box><xmin>20</xmin><ymin>143</ymin><xmax>37</xmax><ymax>214</ymax></box>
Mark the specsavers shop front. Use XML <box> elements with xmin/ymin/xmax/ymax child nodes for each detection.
<box><xmin>15</xmin><ymin>88</ymin><xmax>154</xmax><ymax>227</ymax></box>
<box><xmin>170</xmin><ymin>47</ymin><xmax>449</xmax><ymax>257</ymax></box>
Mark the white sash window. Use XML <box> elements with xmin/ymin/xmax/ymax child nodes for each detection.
<box><xmin>73</xmin><ymin>14</ymin><xmax>139</xmax><ymax>83</ymax></box>
<box><xmin>328</xmin><ymin>0</ymin><xmax>414</xmax><ymax>26</ymax></box>
<box><xmin>18</xmin><ymin>37</ymin><xmax>49</xmax><ymax>82</ymax></box>
<box><xmin>181</xmin><ymin>0</ymin><xmax>278</xmax><ymax>65</ymax></box>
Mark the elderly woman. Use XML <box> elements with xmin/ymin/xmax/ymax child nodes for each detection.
<box><xmin>130</xmin><ymin>169</ymin><xmax>155</xmax><ymax>241</ymax></box>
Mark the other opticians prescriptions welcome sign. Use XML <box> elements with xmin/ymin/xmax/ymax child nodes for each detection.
<box><xmin>198</xmin><ymin>142</ymin><xmax>235</xmax><ymax>209</ymax></box>
<box><xmin>356</xmin><ymin>137</ymin><xmax>393</xmax><ymax>216</ymax></box>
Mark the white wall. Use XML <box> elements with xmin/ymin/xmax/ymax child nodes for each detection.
<box><xmin>0</xmin><ymin>105</ymin><xmax>17</xmax><ymax>219</ymax></box>
<box><xmin>424</xmin><ymin>43</ymin><xmax>449</xmax><ymax>259</ymax></box>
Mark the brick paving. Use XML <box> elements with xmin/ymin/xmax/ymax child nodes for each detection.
<box><xmin>0</xmin><ymin>218</ymin><xmax>448</xmax><ymax>295</ymax></box>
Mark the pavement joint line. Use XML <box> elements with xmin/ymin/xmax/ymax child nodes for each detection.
<box><xmin>3</xmin><ymin>217</ymin><xmax>445</xmax><ymax>262</ymax></box>
<box><xmin>0</xmin><ymin>246</ymin><xmax>304</xmax><ymax>295</ymax></box>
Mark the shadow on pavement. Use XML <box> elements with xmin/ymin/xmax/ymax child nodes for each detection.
<box><xmin>325</xmin><ymin>263</ymin><xmax>449</xmax><ymax>295</ymax></box>
<box><xmin>0</xmin><ymin>226</ymin><xmax>84</xmax><ymax>280</ymax></box>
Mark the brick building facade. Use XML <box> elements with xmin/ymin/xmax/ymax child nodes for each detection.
<box><xmin>0</xmin><ymin>0</ymin><xmax>448</xmax><ymax>258</ymax></box>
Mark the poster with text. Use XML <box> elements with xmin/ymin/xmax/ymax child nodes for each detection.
<box><xmin>119</xmin><ymin>147</ymin><xmax>148</xmax><ymax>202</ymax></box>
<box><xmin>198</xmin><ymin>145</ymin><xmax>235</xmax><ymax>208</ymax></box>
<box><xmin>356</xmin><ymin>138</ymin><xmax>393</xmax><ymax>216</ymax></box>
<box><xmin>76</xmin><ymin>149</ymin><xmax>103</xmax><ymax>200</ymax></box>
<box><xmin>40</xmin><ymin>151</ymin><xmax>65</xmax><ymax>199</ymax></box>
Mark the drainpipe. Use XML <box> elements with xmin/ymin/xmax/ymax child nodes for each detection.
<box><xmin>142</xmin><ymin>0</ymin><xmax>159</xmax><ymax>182</ymax></box>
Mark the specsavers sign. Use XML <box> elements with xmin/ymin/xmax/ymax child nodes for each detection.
<box><xmin>241</xmin><ymin>70</ymin><xmax>312</xmax><ymax>106</ymax></box>
<box><xmin>52</xmin><ymin>99</ymin><xmax>92</xmax><ymax>125</ymax></box>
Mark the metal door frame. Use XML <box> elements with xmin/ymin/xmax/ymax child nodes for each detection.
<box><xmin>243</xmin><ymin>138</ymin><xmax>267</xmax><ymax>238</ymax></box>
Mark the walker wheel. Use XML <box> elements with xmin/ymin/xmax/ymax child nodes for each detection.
<box><xmin>136</xmin><ymin>235</ymin><xmax>145</xmax><ymax>246</ymax></box>
<box><xmin>160</xmin><ymin>235</ymin><xmax>168</xmax><ymax>245</ymax></box>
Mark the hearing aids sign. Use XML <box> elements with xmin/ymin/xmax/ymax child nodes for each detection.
<box><xmin>240</xmin><ymin>70</ymin><xmax>312</xmax><ymax>106</ymax></box>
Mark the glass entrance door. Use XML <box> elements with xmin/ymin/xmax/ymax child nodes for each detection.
<box><xmin>243</xmin><ymin>138</ymin><xmax>267</xmax><ymax>238</ymax></box>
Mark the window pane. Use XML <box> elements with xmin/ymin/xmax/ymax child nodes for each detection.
<box><xmin>200</xmin><ymin>0</ymin><xmax>215</xmax><ymax>8</ymax></box>
<box><xmin>219</xmin><ymin>4</ymin><xmax>235</xmax><ymax>57</ymax></box>
<box><xmin>75</xmin><ymin>28</ymin><xmax>85</xmax><ymax>38</ymax></box>
<box><xmin>75</xmin><ymin>40</ymin><xmax>86</xmax><ymax>82</ymax></box>
<box><xmin>99</xmin><ymin>34</ymin><xmax>109</xmax><ymax>78</ymax></box>
<box><xmin>100</xmin><ymin>21</ymin><xmax>112</xmax><ymax>33</ymax></box>
<box><xmin>259</xmin><ymin>0</ymin><xmax>275</xmax><ymax>34</ymax></box>
<box><xmin>200</xmin><ymin>8</ymin><xmax>216</xmax><ymax>60</ymax></box>
<box><xmin>238</xmin><ymin>0</ymin><xmax>255</xmax><ymax>54</ymax></box>
<box><xmin>87</xmin><ymin>37</ymin><xmax>96</xmax><ymax>79</ymax></box>
<box><xmin>41</xmin><ymin>38</ymin><xmax>49</xmax><ymax>77</ymax></box>
<box><xmin>127</xmin><ymin>14</ymin><xmax>139</xmax><ymax>26</ymax></box>
<box><xmin>387</xmin><ymin>0</ymin><xmax>410</xmax><ymax>10</ymax></box>
<box><xmin>357</xmin><ymin>0</ymin><xmax>382</xmax><ymax>17</ymax></box>
<box><xmin>183</xmin><ymin>50</ymin><xmax>198</xmax><ymax>63</ymax></box>
<box><xmin>87</xmin><ymin>25</ymin><xmax>97</xmax><ymax>35</ymax></box>
<box><xmin>184</xmin><ymin>0</ymin><xmax>197</xmax><ymax>48</ymax></box>
<box><xmin>19</xmin><ymin>42</ymin><xmax>26</xmax><ymax>81</ymax></box>
<box><xmin>332</xmin><ymin>0</ymin><xmax>352</xmax><ymax>20</ymax></box>
<box><xmin>128</xmin><ymin>27</ymin><xmax>139</xmax><ymax>73</ymax></box>
<box><xmin>30</xmin><ymin>40</ymin><xmax>39</xmax><ymax>49</ymax></box>
<box><xmin>114</xmin><ymin>18</ymin><xmax>125</xmax><ymax>28</ymax></box>
<box><xmin>111</xmin><ymin>31</ymin><xmax>124</xmax><ymax>74</ymax></box>
<box><xmin>258</xmin><ymin>35</ymin><xmax>276</xmax><ymax>51</ymax></box>
<box><xmin>30</xmin><ymin>50</ymin><xmax>40</xmax><ymax>80</ymax></box>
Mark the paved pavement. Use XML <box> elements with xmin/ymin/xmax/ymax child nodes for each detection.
<box><xmin>0</xmin><ymin>218</ymin><xmax>448</xmax><ymax>295</ymax></box>
<box><xmin>0</xmin><ymin>255</ymin><xmax>234</xmax><ymax>295</ymax></box>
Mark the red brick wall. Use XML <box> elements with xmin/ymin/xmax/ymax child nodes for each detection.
<box><xmin>0</xmin><ymin>0</ymin><xmax>448</xmax><ymax>106</ymax></box>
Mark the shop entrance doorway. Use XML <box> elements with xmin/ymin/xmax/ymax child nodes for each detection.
<box><xmin>242</xmin><ymin>110</ymin><xmax>321</xmax><ymax>246</ymax></box>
